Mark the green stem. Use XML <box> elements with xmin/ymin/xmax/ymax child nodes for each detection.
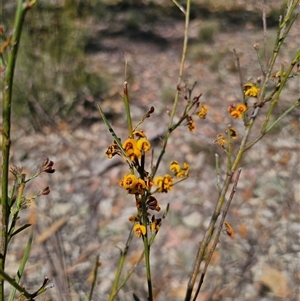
<box><xmin>261</xmin><ymin>49</ymin><xmax>300</xmax><ymax>132</ymax></box>
<box><xmin>0</xmin><ymin>267</ymin><xmax>33</xmax><ymax>299</ymax></box>
<box><xmin>168</xmin><ymin>0</ymin><xmax>190</xmax><ymax>128</ymax></box>
<box><xmin>8</xmin><ymin>233</ymin><xmax>33</xmax><ymax>301</ymax></box>
<box><xmin>1</xmin><ymin>1</ymin><xmax>31</xmax><ymax>298</ymax></box>
<box><xmin>88</xmin><ymin>255</ymin><xmax>99</xmax><ymax>301</ymax></box>
<box><xmin>97</xmin><ymin>104</ymin><xmax>125</xmax><ymax>156</ymax></box>
<box><xmin>108</xmin><ymin>227</ymin><xmax>134</xmax><ymax>301</ymax></box>
<box><xmin>193</xmin><ymin>169</ymin><xmax>242</xmax><ymax>299</ymax></box>
<box><xmin>151</xmin><ymin>0</ymin><xmax>191</xmax><ymax>179</ymax></box>
<box><xmin>184</xmin><ymin>172</ymin><xmax>233</xmax><ymax>301</ymax></box>
<box><xmin>245</xmin><ymin>98</ymin><xmax>300</xmax><ymax>151</ymax></box>
<box><xmin>142</xmin><ymin>205</ymin><xmax>153</xmax><ymax>301</ymax></box>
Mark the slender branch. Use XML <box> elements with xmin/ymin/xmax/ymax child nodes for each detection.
<box><xmin>261</xmin><ymin>49</ymin><xmax>300</xmax><ymax>132</ymax></box>
<box><xmin>192</xmin><ymin>169</ymin><xmax>242</xmax><ymax>300</ymax></box>
<box><xmin>245</xmin><ymin>98</ymin><xmax>300</xmax><ymax>151</ymax></box>
<box><xmin>169</xmin><ymin>0</ymin><xmax>191</xmax><ymax>127</ymax></box>
<box><xmin>88</xmin><ymin>255</ymin><xmax>100</xmax><ymax>301</ymax></box>
<box><xmin>8</xmin><ymin>233</ymin><xmax>33</xmax><ymax>301</ymax></box>
<box><xmin>151</xmin><ymin>0</ymin><xmax>191</xmax><ymax>178</ymax></box>
<box><xmin>108</xmin><ymin>227</ymin><xmax>135</xmax><ymax>301</ymax></box>
<box><xmin>1</xmin><ymin>1</ymin><xmax>34</xmax><ymax>298</ymax></box>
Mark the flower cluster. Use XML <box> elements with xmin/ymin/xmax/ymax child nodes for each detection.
<box><xmin>186</xmin><ymin>104</ymin><xmax>208</xmax><ymax>132</ymax></box>
<box><xmin>106</xmin><ymin>130</ymin><xmax>151</xmax><ymax>161</ymax></box>
<box><xmin>133</xmin><ymin>224</ymin><xmax>146</xmax><ymax>238</ymax></box>
<box><xmin>170</xmin><ymin>161</ymin><xmax>190</xmax><ymax>178</ymax></box>
<box><xmin>104</xmin><ymin>100</ymin><xmax>192</xmax><ymax>238</ymax></box>
<box><xmin>119</xmin><ymin>174</ymin><xmax>148</xmax><ymax>195</ymax></box>
<box><xmin>227</xmin><ymin>103</ymin><xmax>247</xmax><ymax>119</ymax></box>
<box><xmin>153</xmin><ymin>174</ymin><xmax>173</xmax><ymax>193</ymax></box>
<box><xmin>123</xmin><ymin>131</ymin><xmax>151</xmax><ymax>162</ymax></box>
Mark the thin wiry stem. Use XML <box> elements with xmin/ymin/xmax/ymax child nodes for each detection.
<box><xmin>1</xmin><ymin>0</ymin><xmax>35</xmax><ymax>298</ymax></box>
<box><xmin>151</xmin><ymin>0</ymin><xmax>191</xmax><ymax>179</ymax></box>
<box><xmin>193</xmin><ymin>169</ymin><xmax>242</xmax><ymax>300</ymax></box>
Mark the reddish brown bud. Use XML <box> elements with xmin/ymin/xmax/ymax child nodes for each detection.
<box><xmin>145</xmin><ymin>106</ymin><xmax>155</xmax><ymax>118</ymax></box>
<box><xmin>41</xmin><ymin>158</ymin><xmax>55</xmax><ymax>173</ymax></box>
<box><xmin>42</xmin><ymin>187</ymin><xmax>50</xmax><ymax>195</ymax></box>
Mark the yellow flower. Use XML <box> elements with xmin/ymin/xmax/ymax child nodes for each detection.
<box><xmin>132</xmin><ymin>178</ymin><xmax>147</xmax><ymax>195</ymax></box>
<box><xmin>133</xmin><ymin>224</ymin><xmax>146</xmax><ymax>238</ymax></box>
<box><xmin>154</xmin><ymin>174</ymin><xmax>173</xmax><ymax>193</ymax></box>
<box><xmin>236</xmin><ymin>104</ymin><xmax>247</xmax><ymax>113</ymax></box>
<box><xmin>120</xmin><ymin>174</ymin><xmax>138</xmax><ymax>193</ymax></box>
<box><xmin>136</xmin><ymin>138</ymin><xmax>151</xmax><ymax>152</ymax></box>
<box><xmin>181</xmin><ymin>162</ymin><xmax>190</xmax><ymax>177</ymax></box>
<box><xmin>173</xmin><ymin>161</ymin><xmax>190</xmax><ymax>178</ymax></box>
<box><xmin>170</xmin><ymin>161</ymin><xmax>181</xmax><ymax>174</ymax></box>
<box><xmin>132</xmin><ymin>130</ymin><xmax>147</xmax><ymax>138</ymax></box>
<box><xmin>150</xmin><ymin>219</ymin><xmax>161</xmax><ymax>232</ymax></box>
<box><xmin>197</xmin><ymin>104</ymin><xmax>208</xmax><ymax>119</ymax></box>
<box><xmin>123</xmin><ymin>138</ymin><xmax>136</xmax><ymax>152</ymax></box>
<box><xmin>120</xmin><ymin>175</ymin><xmax>148</xmax><ymax>195</ymax></box>
<box><xmin>230</xmin><ymin>110</ymin><xmax>242</xmax><ymax>119</ymax></box>
<box><xmin>122</xmin><ymin>138</ymin><xmax>141</xmax><ymax>161</ymax></box>
<box><xmin>243</xmin><ymin>83</ymin><xmax>260</xmax><ymax>97</ymax></box>
<box><xmin>213</xmin><ymin>134</ymin><xmax>227</xmax><ymax>146</ymax></box>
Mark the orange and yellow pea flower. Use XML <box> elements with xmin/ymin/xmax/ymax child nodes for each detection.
<box><xmin>134</xmin><ymin>178</ymin><xmax>147</xmax><ymax>195</ymax></box>
<box><xmin>120</xmin><ymin>174</ymin><xmax>147</xmax><ymax>195</ymax></box>
<box><xmin>122</xmin><ymin>137</ymin><xmax>151</xmax><ymax>161</ymax></box>
<box><xmin>197</xmin><ymin>104</ymin><xmax>208</xmax><ymax>119</ymax></box>
<box><xmin>170</xmin><ymin>161</ymin><xmax>190</xmax><ymax>178</ymax></box>
<box><xmin>133</xmin><ymin>224</ymin><xmax>146</xmax><ymax>238</ymax></box>
<box><xmin>122</xmin><ymin>138</ymin><xmax>140</xmax><ymax>161</ymax></box>
<box><xmin>120</xmin><ymin>174</ymin><xmax>138</xmax><ymax>190</ymax></box>
<box><xmin>151</xmin><ymin>219</ymin><xmax>160</xmax><ymax>232</ymax></box>
<box><xmin>136</xmin><ymin>138</ymin><xmax>151</xmax><ymax>152</ymax></box>
<box><xmin>213</xmin><ymin>134</ymin><xmax>227</xmax><ymax>146</ymax></box>
<box><xmin>170</xmin><ymin>161</ymin><xmax>181</xmax><ymax>174</ymax></box>
<box><xmin>243</xmin><ymin>82</ymin><xmax>260</xmax><ymax>97</ymax></box>
<box><xmin>230</xmin><ymin>110</ymin><xmax>242</xmax><ymax>119</ymax></box>
<box><xmin>236</xmin><ymin>104</ymin><xmax>246</xmax><ymax>113</ymax></box>
<box><xmin>154</xmin><ymin>174</ymin><xmax>173</xmax><ymax>193</ymax></box>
